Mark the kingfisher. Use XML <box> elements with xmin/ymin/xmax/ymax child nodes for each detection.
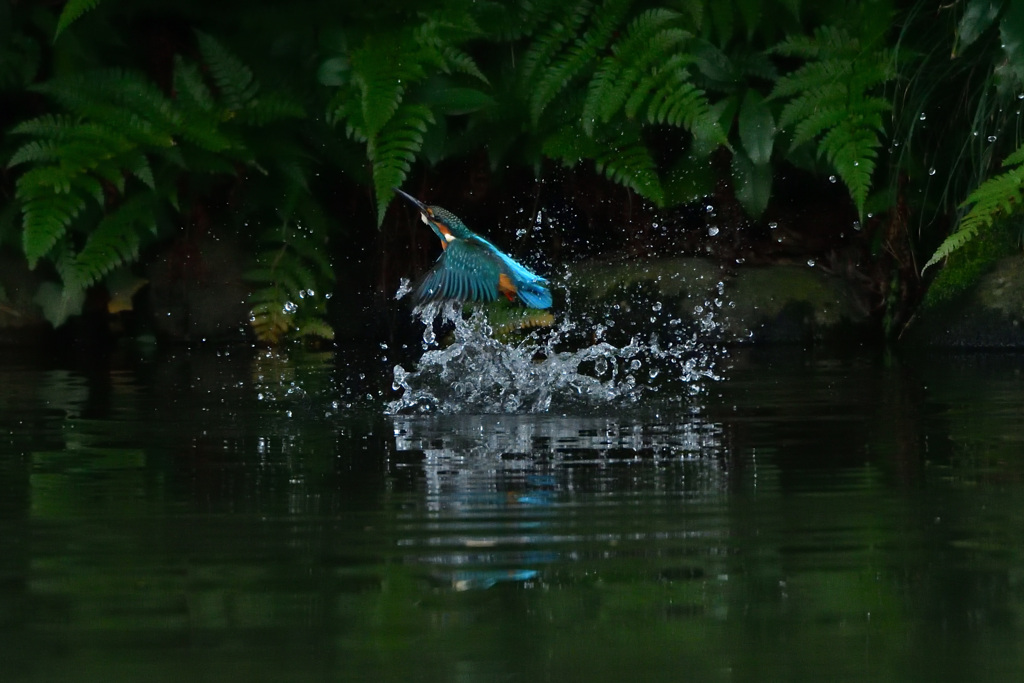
<box><xmin>395</xmin><ymin>188</ymin><xmax>553</xmax><ymax>309</ymax></box>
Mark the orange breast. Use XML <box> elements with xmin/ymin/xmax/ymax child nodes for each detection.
<box><xmin>435</xmin><ymin>221</ymin><xmax>453</xmax><ymax>249</ymax></box>
<box><xmin>498</xmin><ymin>273</ymin><xmax>518</xmax><ymax>302</ymax></box>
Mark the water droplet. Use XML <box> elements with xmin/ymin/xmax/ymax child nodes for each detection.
<box><xmin>283</xmin><ymin>301</ymin><xmax>298</xmax><ymax>314</ymax></box>
<box><xmin>988</xmin><ymin>135</ymin><xmax>997</xmax><ymax>142</ymax></box>
<box><xmin>928</xmin><ymin>167</ymin><xmax>936</xmax><ymax>176</ymax></box>
<box><xmin>807</xmin><ymin>259</ymin><xmax>816</xmax><ymax>267</ymax></box>
<box><xmin>828</xmin><ymin>175</ymin><xmax>837</xmax><ymax>183</ymax></box>
<box><xmin>768</xmin><ymin>222</ymin><xmax>778</xmax><ymax>230</ymax></box>
<box><xmin>705</xmin><ymin>204</ymin><xmax>714</xmax><ymax>213</ymax></box>
<box><xmin>919</xmin><ymin>112</ymin><xmax>926</xmax><ymax>121</ymax></box>
<box><xmin>652</xmin><ymin>301</ymin><xmax>662</xmax><ymax>312</ymax></box>
<box><xmin>708</xmin><ymin>226</ymin><xmax>719</xmax><ymax>237</ymax></box>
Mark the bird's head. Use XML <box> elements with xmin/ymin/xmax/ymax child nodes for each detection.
<box><xmin>394</xmin><ymin>188</ymin><xmax>471</xmax><ymax>246</ymax></box>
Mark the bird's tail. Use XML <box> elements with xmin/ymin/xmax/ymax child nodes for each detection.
<box><xmin>516</xmin><ymin>281</ymin><xmax>553</xmax><ymax>309</ymax></box>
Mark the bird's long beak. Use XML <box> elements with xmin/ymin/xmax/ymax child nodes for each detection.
<box><xmin>393</xmin><ymin>187</ymin><xmax>428</xmax><ymax>214</ymax></box>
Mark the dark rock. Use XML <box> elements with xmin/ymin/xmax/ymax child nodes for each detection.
<box><xmin>568</xmin><ymin>257</ymin><xmax>874</xmax><ymax>345</ymax></box>
<box><xmin>903</xmin><ymin>255</ymin><xmax>1024</xmax><ymax>348</ymax></box>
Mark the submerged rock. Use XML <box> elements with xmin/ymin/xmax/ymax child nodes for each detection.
<box><xmin>567</xmin><ymin>257</ymin><xmax>874</xmax><ymax>345</ymax></box>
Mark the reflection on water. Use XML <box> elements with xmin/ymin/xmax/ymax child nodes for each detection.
<box><xmin>390</xmin><ymin>414</ymin><xmax>726</xmax><ymax>592</ymax></box>
<box><xmin>2</xmin><ymin>349</ymin><xmax>1024</xmax><ymax>681</ymax></box>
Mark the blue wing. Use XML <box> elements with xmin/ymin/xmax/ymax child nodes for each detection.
<box><xmin>414</xmin><ymin>239</ymin><xmax>503</xmax><ymax>303</ymax></box>
<box><xmin>414</xmin><ymin>237</ymin><xmax>553</xmax><ymax>309</ymax></box>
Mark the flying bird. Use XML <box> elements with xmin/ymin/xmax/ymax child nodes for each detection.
<box><xmin>395</xmin><ymin>188</ymin><xmax>552</xmax><ymax>309</ymax></box>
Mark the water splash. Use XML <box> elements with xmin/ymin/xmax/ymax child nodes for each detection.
<box><xmin>386</xmin><ymin>282</ymin><xmax>725</xmax><ymax>414</ymax></box>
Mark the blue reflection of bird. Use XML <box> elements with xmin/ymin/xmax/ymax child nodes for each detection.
<box><xmin>395</xmin><ymin>188</ymin><xmax>552</xmax><ymax>309</ymax></box>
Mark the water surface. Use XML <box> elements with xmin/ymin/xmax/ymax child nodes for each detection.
<box><xmin>2</xmin><ymin>347</ymin><xmax>1024</xmax><ymax>682</ymax></box>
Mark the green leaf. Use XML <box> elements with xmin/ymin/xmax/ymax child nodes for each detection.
<box><xmin>195</xmin><ymin>31</ymin><xmax>259</xmax><ymax>110</ymax></box>
<box><xmin>732</xmin><ymin>152</ymin><xmax>772</xmax><ymax>217</ymax></box>
<box><xmin>955</xmin><ymin>0</ymin><xmax>1002</xmax><ymax>55</ymax></box>
<box><xmin>71</xmin><ymin>195</ymin><xmax>156</xmax><ymax>287</ymax></box>
<box><xmin>317</xmin><ymin>56</ymin><xmax>349</xmax><ymax>87</ymax></box>
<box><xmin>54</xmin><ymin>0</ymin><xmax>104</xmax><ymax>40</ymax></box>
<box><xmin>21</xmin><ymin>192</ymin><xmax>88</xmax><ymax>268</ymax></box>
<box><xmin>738</xmin><ymin>90</ymin><xmax>775</xmax><ymax>166</ymax></box>
<box><xmin>999</xmin><ymin>0</ymin><xmax>1024</xmax><ymax>83</ymax></box>
<box><xmin>34</xmin><ymin>281</ymin><xmax>86</xmax><ymax>328</ymax></box>
<box><xmin>368</xmin><ymin>105</ymin><xmax>435</xmax><ymax>225</ymax></box>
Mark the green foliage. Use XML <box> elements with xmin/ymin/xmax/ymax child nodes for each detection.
<box><xmin>8</xmin><ymin>0</ymin><xmax>1024</xmax><ymax>341</ymax></box>
<box><xmin>922</xmin><ymin>213</ymin><xmax>1019</xmax><ymax>307</ymax></box>
<box><xmin>246</xmin><ymin>222</ymin><xmax>336</xmax><ymax>345</ymax></box>
<box><xmin>518</xmin><ymin>3</ymin><xmax>725</xmax><ymax>208</ymax></box>
<box><xmin>322</xmin><ymin>10</ymin><xmax>487</xmax><ymax>225</ymax></box>
<box><xmin>770</xmin><ymin>26</ymin><xmax>893</xmax><ymax>219</ymax></box>
<box><xmin>54</xmin><ymin>0</ymin><xmax>105</xmax><ymax>39</ymax></box>
<box><xmin>924</xmin><ymin>146</ymin><xmax>1024</xmax><ymax>271</ymax></box>
<box><xmin>6</xmin><ymin>30</ymin><xmax>326</xmax><ymax>341</ymax></box>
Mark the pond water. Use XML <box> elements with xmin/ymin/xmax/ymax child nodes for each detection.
<box><xmin>2</xmin><ymin>343</ymin><xmax>1024</xmax><ymax>682</ymax></box>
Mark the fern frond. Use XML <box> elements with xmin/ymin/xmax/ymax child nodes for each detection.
<box><xmin>594</xmin><ymin>132</ymin><xmax>664</xmax><ymax>206</ymax></box>
<box><xmin>1002</xmin><ymin>145</ymin><xmax>1024</xmax><ymax>167</ymax></box>
<box><xmin>520</xmin><ymin>1</ymin><xmax>594</xmax><ymax>89</ymax></box>
<box><xmin>414</xmin><ymin>11</ymin><xmax>489</xmax><ymax>83</ymax></box>
<box><xmin>350</xmin><ymin>34</ymin><xmax>426</xmax><ymax>138</ymax></box>
<box><xmin>69</xmin><ymin>195</ymin><xmax>156</xmax><ymax>287</ymax></box>
<box><xmin>249</xmin><ymin>300</ymin><xmax>293</xmax><ymax>345</ymax></box>
<box><xmin>293</xmin><ymin>318</ymin><xmax>336</xmax><ymax>341</ymax></box>
<box><xmin>368</xmin><ymin>105</ymin><xmax>435</xmax><ymax>225</ymax></box>
<box><xmin>172</xmin><ymin>55</ymin><xmax>215</xmax><ymax>112</ymax></box>
<box><xmin>246</xmin><ymin>222</ymin><xmax>336</xmax><ymax>345</ymax></box>
<box><xmin>8</xmin><ymin>140</ymin><xmax>61</xmax><ymax>168</ymax></box>
<box><xmin>769</xmin><ymin>27</ymin><xmax>893</xmax><ymax>218</ymax></box>
<box><xmin>237</xmin><ymin>93</ymin><xmax>305</xmax><ymax>126</ymax></box>
<box><xmin>20</xmin><ymin>193</ymin><xmax>88</xmax><ymax>268</ymax></box>
<box><xmin>773</xmin><ymin>60</ymin><xmax>853</xmax><ymax>100</ymax></box>
<box><xmin>54</xmin><ymin>0</ymin><xmax>104</xmax><ymax>39</ymax></box>
<box><xmin>32</xmin><ymin>71</ymin><xmax>178</xmax><ymax>147</ymax></box>
<box><xmin>528</xmin><ymin>0</ymin><xmax>633</xmax><ymax>124</ymax></box>
<box><xmin>771</xmin><ymin>25</ymin><xmax>859</xmax><ymax>59</ymax></box>
<box><xmin>543</xmin><ymin>124</ymin><xmax>663</xmax><ymax>205</ymax></box>
<box><xmin>819</xmin><ymin>125</ymin><xmax>878</xmax><ymax>211</ymax></box>
<box><xmin>195</xmin><ymin>32</ymin><xmax>259</xmax><ymax>111</ymax></box>
<box><xmin>580</xmin><ymin>9</ymin><xmax>693</xmax><ymax>133</ymax></box>
<box><xmin>438</xmin><ymin>44</ymin><xmax>489</xmax><ymax>84</ymax></box>
<box><xmin>127</xmin><ymin>152</ymin><xmax>155</xmax><ymax>189</ymax></box>
<box><xmin>924</xmin><ymin>164</ymin><xmax>1024</xmax><ymax>271</ymax></box>
<box><xmin>9</xmin><ymin>114</ymin><xmax>79</xmax><ymax>139</ymax></box>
